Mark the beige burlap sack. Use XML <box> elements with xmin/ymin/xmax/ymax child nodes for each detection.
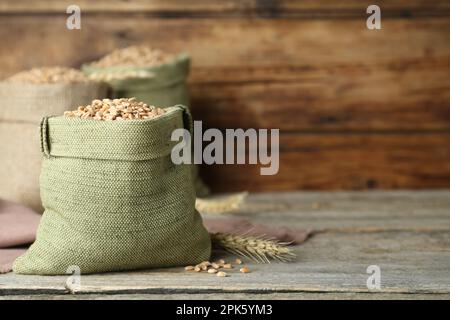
<box><xmin>0</xmin><ymin>82</ymin><xmax>108</xmax><ymax>212</ymax></box>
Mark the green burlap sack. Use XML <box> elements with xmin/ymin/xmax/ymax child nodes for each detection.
<box><xmin>82</xmin><ymin>53</ymin><xmax>190</xmax><ymax>108</ymax></box>
<box><xmin>0</xmin><ymin>82</ymin><xmax>108</xmax><ymax>212</ymax></box>
<box><xmin>13</xmin><ymin>105</ymin><xmax>211</xmax><ymax>275</ymax></box>
<box><xmin>82</xmin><ymin>53</ymin><xmax>210</xmax><ymax>197</ymax></box>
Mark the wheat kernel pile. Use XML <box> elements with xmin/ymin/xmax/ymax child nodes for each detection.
<box><xmin>88</xmin><ymin>70</ymin><xmax>154</xmax><ymax>81</ymax></box>
<box><xmin>184</xmin><ymin>259</ymin><xmax>250</xmax><ymax>278</ymax></box>
<box><xmin>5</xmin><ymin>67</ymin><xmax>91</xmax><ymax>84</ymax></box>
<box><xmin>89</xmin><ymin>46</ymin><xmax>173</xmax><ymax>68</ymax></box>
<box><xmin>64</xmin><ymin>97</ymin><xmax>165</xmax><ymax>121</ymax></box>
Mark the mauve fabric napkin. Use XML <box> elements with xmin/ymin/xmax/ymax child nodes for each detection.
<box><xmin>204</xmin><ymin>217</ymin><xmax>312</xmax><ymax>244</ymax></box>
<box><xmin>0</xmin><ymin>199</ymin><xmax>311</xmax><ymax>273</ymax></box>
<box><xmin>0</xmin><ymin>249</ymin><xmax>25</xmax><ymax>274</ymax></box>
<box><xmin>0</xmin><ymin>199</ymin><xmax>41</xmax><ymax>273</ymax></box>
<box><xmin>0</xmin><ymin>199</ymin><xmax>41</xmax><ymax>247</ymax></box>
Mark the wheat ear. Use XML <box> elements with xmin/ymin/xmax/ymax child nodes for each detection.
<box><xmin>196</xmin><ymin>192</ymin><xmax>248</xmax><ymax>214</ymax></box>
<box><xmin>210</xmin><ymin>232</ymin><xmax>296</xmax><ymax>263</ymax></box>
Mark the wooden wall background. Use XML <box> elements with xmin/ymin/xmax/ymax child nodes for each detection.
<box><xmin>0</xmin><ymin>0</ymin><xmax>449</xmax><ymax>192</ymax></box>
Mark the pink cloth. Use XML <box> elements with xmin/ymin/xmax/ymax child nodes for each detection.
<box><xmin>0</xmin><ymin>249</ymin><xmax>25</xmax><ymax>274</ymax></box>
<box><xmin>0</xmin><ymin>199</ymin><xmax>41</xmax><ymax>273</ymax></box>
<box><xmin>0</xmin><ymin>199</ymin><xmax>41</xmax><ymax>248</ymax></box>
<box><xmin>204</xmin><ymin>217</ymin><xmax>312</xmax><ymax>244</ymax></box>
<box><xmin>0</xmin><ymin>199</ymin><xmax>311</xmax><ymax>273</ymax></box>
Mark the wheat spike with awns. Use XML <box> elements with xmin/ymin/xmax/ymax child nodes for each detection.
<box><xmin>210</xmin><ymin>233</ymin><xmax>296</xmax><ymax>263</ymax></box>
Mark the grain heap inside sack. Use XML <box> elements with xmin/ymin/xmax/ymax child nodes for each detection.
<box><xmin>64</xmin><ymin>97</ymin><xmax>165</xmax><ymax>120</ymax></box>
<box><xmin>86</xmin><ymin>46</ymin><xmax>174</xmax><ymax>82</ymax></box>
<box><xmin>0</xmin><ymin>67</ymin><xmax>108</xmax><ymax>212</ymax></box>
<box><xmin>82</xmin><ymin>46</ymin><xmax>186</xmax><ymax>101</ymax></box>
<box><xmin>89</xmin><ymin>46</ymin><xmax>173</xmax><ymax>68</ymax></box>
<box><xmin>5</xmin><ymin>67</ymin><xmax>91</xmax><ymax>84</ymax></box>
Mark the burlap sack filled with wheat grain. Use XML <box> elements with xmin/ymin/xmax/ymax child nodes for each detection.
<box><xmin>83</xmin><ymin>53</ymin><xmax>190</xmax><ymax>108</ymax></box>
<box><xmin>13</xmin><ymin>105</ymin><xmax>211</xmax><ymax>275</ymax></box>
<box><xmin>82</xmin><ymin>53</ymin><xmax>210</xmax><ymax>197</ymax></box>
<box><xmin>0</xmin><ymin>82</ymin><xmax>108</xmax><ymax>212</ymax></box>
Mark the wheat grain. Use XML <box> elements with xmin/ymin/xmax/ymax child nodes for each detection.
<box><xmin>64</xmin><ymin>97</ymin><xmax>165</xmax><ymax>120</ymax></box>
<box><xmin>210</xmin><ymin>233</ymin><xmax>296</xmax><ymax>263</ymax></box>
<box><xmin>88</xmin><ymin>46</ymin><xmax>173</xmax><ymax>68</ymax></box>
<box><xmin>211</xmin><ymin>262</ymin><xmax>220</xmax><ymax>269</ymax></box>
<box><xmin>87</xmin><ymin>70</ymin><xmax>155</xmax><ymax>81</ymax></box>
<box><xmin>239</xmin><ymin>266</ymin><xmax>250</xmax><ymax>273</ymax></box>
<box><xmin>195</xmin><ymin>192</ymin><xmax>248</xmax><ymax>214</ymax></box>
<box><xmin>5</xmin><ymin>67</ymin><xmax>91</xmax><ymax>84</ymax></box>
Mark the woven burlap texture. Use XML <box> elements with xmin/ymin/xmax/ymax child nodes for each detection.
<box><xmin>0</xmin><ymin>82</ymin><xmax>108</xmax><ymax>212</ymax></box>
<box><xmin>13</xmin><ymin>105</ymin><xmax>211</xmax><ymax>275</ymax></box>
<box><xmin>82</xmin><ymin>53</ymin><xmax>190</xmax><ymax>109</ymax></box>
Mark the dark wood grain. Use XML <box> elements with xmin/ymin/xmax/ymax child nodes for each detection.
<box><xmin>0</xmin><ymin>17</ymin><xmax>448</xmax><ymax>132</ymax></box>
<box><xmin>0</xmin><ymin>0</ymin><xmax>449</xmax><ymax>18</ymax></box>
<box><xmin>0</xmin><ymin>1</ymin><xmax>447</xmax><ymax>12</ymax></box>
<box><xmin>189</xmin><ymin>59</ymin><xmax>450</xmax><ymax>131</ymax></box>
<box><xmin>200</xmin><ymin>133</ymin><xmax>450</xmax><ymax>191</ymax></box>
<box><xmin>0</xmin><ymin>3</ymin><xmax>449</xmax><ymax>191</ymax></box>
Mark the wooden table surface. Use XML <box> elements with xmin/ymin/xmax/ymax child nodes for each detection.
<box><xmin>1</xmin><ymin>191</ymin><xmax>449</xmax><ymax>300</ymax></box>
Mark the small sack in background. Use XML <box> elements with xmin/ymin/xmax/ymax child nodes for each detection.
<box><xmin>13</xmin><ymin>103</ymin><xmax>211</xmax><ymax>275</ymax></box>
<box><xmin>82</xmin><ymin>46</ymin><xmax>210</xmax><ymax>196</ymax></box>
<box><xmin>0</xmin><ymin>67</ymin><xmax>108</xmax><ymax>212</ymax></box>
<box><xmin>82</xmin><ymin>46</ymin><xmax>189</xmax><ymax>108</ymax></box>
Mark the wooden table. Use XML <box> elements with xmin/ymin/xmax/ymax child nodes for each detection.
<box><xmin>1</xmin><ymin>191</ymin><xmax>449</xmax><ymax>300</ymax></box>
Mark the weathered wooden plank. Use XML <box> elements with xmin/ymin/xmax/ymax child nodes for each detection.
<box><xmin>1</xmin><ymin>231</ymin><xmax>449</xmax><ymax>295</ymax></box>
<box><xmin>200</xmin><ymin>133</ymin><xmax>450</xmax><ymax>192</ymax></box>
<box><xmin>0</xmin><ymin>0</ymin><xmax>448</xmax><ymax>16</ymax></box>
<box><xmin>0</xmin><ymin>14</ymin><xmax>448</xmax><ymax>190</ymax></box>
<box><xmin>2</xmin><ymin>292</ymin><xmax>449</xmax><ymax>300</ymax></box>
<box><xmin>0</xmin><ymin>191</ymin><xmax>448</xmax><ymax>298</ymax></box>
<box><xmin>190</xmin><ymin>60</ymin><xmax>450</xmax><ymax>131</ymax></box>
<box><xmin>0</xmin><ymin>17</ymin><xmax>448</xmax><ymax>131</ymax></box>
<box><xmin>2</xmin><ymin>17</ymin><xmax>447</xmax><ymax>76</ymax></box>
<box><xmin>207</xmin><ymin>190</ymin><xmax>450</xmax><ymax>231</ymax></box>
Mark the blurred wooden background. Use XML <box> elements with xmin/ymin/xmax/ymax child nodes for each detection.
<box><xmin>0</xmin><ymin>0</ymin><xmax>449</xmax><ymax>192</ymax></box>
